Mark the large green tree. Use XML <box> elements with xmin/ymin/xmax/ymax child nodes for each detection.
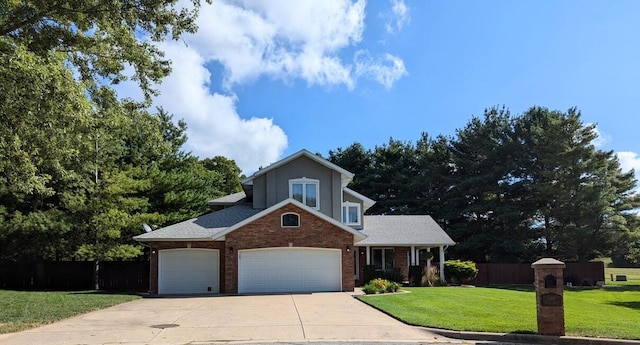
<box><xmin>513</xmin><ymin>107</ymin><xmax>640</xmax><ymax>261</ymax></box>
<box><xmin>1</xmin><ymin>0</ymin><xmax>205</xmax><ymax>100</ymax></box>
<box><xmin>444</xmin><ymin>107</ymin><xmax>534</xmax><ymax>262</ymax></box>
<box><xmin>328</xmin><ymin>106</ymin><xmax>639</xmax><ymax>263</ymax></box>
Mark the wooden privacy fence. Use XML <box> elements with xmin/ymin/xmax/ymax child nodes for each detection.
<box><xmin>471</xmin><ymin>261</ymin><xmax>605</xmax><ymax>286</ymax></box>
<box><xmin>0</xmin><ymin>261</ymin><xmax>149</xmax><ymax>291</ymax></box>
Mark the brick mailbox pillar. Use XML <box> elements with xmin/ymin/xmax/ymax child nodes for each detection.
<box><xmin>531</xmin><ymin>258</ymin><xmax>565</xmax><ymax>336</ymax></box>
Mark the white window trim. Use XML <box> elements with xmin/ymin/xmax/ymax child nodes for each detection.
<box><xmin>281</xmin><ymin>212</ymin><xmax>300</xmax><ymax>228</ymax></box>
<box><xmin>342</xmin><ymin>201</ymin><xmax>361</xmax><ymax>226</ymax></box>
<box><xmin>289</xmin><ymin>177</ymin><xmax>320</xmax><ymax>210</ymax></box>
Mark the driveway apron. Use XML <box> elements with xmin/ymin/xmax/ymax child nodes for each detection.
<box><xmin>0</xmin><ymin>292</ymin><xmax>450</xmax><ymax>345</ymax></box>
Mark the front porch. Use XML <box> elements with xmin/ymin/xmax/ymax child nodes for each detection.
<box><xmin>354</xmin><ymin>245</ymin><xmax>448</xmax><ymax>286</ymax></box>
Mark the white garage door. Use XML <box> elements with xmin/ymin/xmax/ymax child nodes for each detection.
<box><xmin>158</xmin><ymin>249</ymin><xmax>219</xmax><ymax>294</ymax></box>
<box><xmin>238</xmin><ymin>248</ymin><xmax>341</xmax><ymax>293</ymax></box>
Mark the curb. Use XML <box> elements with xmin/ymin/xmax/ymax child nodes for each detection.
<box><xmin>426</xmin><ymin>328</ymin><xmax>640</xmax><ymax>345</ymax></box>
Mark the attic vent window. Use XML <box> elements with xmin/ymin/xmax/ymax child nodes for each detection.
<box><xmin>282</xmin><ymin>213</ymin><xmax>300</xmax><ymax>227</ymax></box>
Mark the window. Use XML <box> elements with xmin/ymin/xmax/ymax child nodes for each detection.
<box><xmin>372</xmin><ymin>248</ymin><xmax>394</xmax><ymax>271</ymax></box>
<box><xmin>289</xmin><ymin>178</ymin><xmax>319</xmax><ymax>209</ymax></box>
<box><xmin>342</xmin><ymin>202</ymin><xmax>361</xmax><ymax>225</ymax></box>
<box><xmin>281</xmin><ymin>213</ymin><xmax>300</xmax><ymax>227</ymax></box>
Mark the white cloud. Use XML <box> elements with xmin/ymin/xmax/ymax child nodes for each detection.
<box><xmin>115</xmin><ymin>0</ymin><xmax>408</xmax><ymax>171</ymax></box>
<box><xmin>153</xmin><ymin>41</ymin><xmax>288</xmax><ymax>173</ymax></box>
<box><xmin>187</xmin><ymin>0</ymin><xmax>405</xmax><ymax>89</ymax></box>
<box><xmin>385</xmin><ymin>0</ymin><xmax>410</xmax><ymax>34</ymax></box>
<box><xmin>589</xmin><ymin>124</ymin><xmax>611</xmax><ymax>148</ymax></box>
<box><xmin>617</xmin><ymin>151</ymin><xmax>640</xmax><ymax>182</ymax></box>
<box><xmin>354</xmin><ymin>50</ymin><xmax>408</xmax><ymax>88</ymax></box>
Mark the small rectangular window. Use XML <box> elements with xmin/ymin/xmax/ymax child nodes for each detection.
<box><xmin>341</xmin><ymin>202</ymin><xmax>361</xmax><ymax>225</ymax></box>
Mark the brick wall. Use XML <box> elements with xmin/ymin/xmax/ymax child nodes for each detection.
<box><xmin>394</xmin><ymin>247</ymin><xmax>409</xmax><ymax>281</ymax></box>
<box><xmin>225</xmin><ymin>203</ymin><xmax>354</xmax><ymax>293</ymax></box>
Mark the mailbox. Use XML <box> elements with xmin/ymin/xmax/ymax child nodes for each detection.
<box><xmin>531</xmin><ymin>258</ymin><xmax>566</xmax><ymax>336</ymax></box>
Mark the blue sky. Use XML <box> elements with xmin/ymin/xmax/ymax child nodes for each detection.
<box><xmin>121</xmin><ymin>1</ymin><xmax>640</xmax><ymax>180</ymax></box>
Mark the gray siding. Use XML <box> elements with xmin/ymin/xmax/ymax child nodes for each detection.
<box><xmin>252</xmin><ymin>175</ymin><xmax>266</xmax><ymax>209</ymax></box>
<box><xmin>250</xmin><ymin>155</ymin><xmax>342</xmax><ymax>222</ymax></box>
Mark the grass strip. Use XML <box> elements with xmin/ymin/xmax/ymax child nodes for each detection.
<box><xmin>0</xmin><ymin>290</ymin><xmax>140</xmax><ymax>334</ymax></box>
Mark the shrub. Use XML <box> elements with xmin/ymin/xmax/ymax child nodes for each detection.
<box><xmin>364</xmin><ymin>266</ymin><xmax>403</xmax><ymax>283</ymax></box>
<box><xmin>378</xmin><ymin>268</ymin><xmax>403</xmax><ymax>283</ymax></box>
<box><xmin>444</xmin><ymin>260</ymin><xmax>479</xmax><ymax>284</ymax></box>
<box><xmin>387</xmin><ymin>281</ymin><xmax>401</xmax><ymax>293</ymax></box>
<box><xmin>362</xmin><ymin>278</ymin><xmax>401</xmax><ymax>294</ymax></box>
<box><xmin>362</xmin><ymin>282</ymin><xmax>378</xmax><ymax>294</ymax></box>
<box><xmin>408</xmin><ymin>265</ymin><xmax>423</xmax><ymax>286</ymax></box>
<box><xmin>363</xmin><ymin>265</ymin><xmax>376</xmax><ymax>283</ymax></box>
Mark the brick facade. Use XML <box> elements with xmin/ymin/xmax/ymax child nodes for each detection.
<box><xmin>225</xmin><ymin>203</ymin><xmax>354</xmax><ymax>293</ymax></box>
<box><xmin>148</xmin><ymin>203</ymin><xmax>355</xmax><ymax>294</ymax></box>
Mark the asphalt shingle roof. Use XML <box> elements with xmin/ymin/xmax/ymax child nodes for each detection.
<box><xmin>207</xmin><ymin>192</ymin><xmax>247</xmax><ymax>205</ymax></box>
<box><xmin>357</xmin><ymin>215</ymin><xmax>456</xmax><ymax>246</ymax></box>
<box><xmin>134</xmin><ymin>203</ymin><xmax>455</xmax><ymax>248</ymax></box>
<box><xmin>133</xmin><ymin>204</ymin><xmax>261</xmax><ymax>241</ymax></box>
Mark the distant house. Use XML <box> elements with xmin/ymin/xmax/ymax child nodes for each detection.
<box><xmin>134</xmin><ymin>149</ymin><xmax>455</xmax><ymax>294</ymax></box>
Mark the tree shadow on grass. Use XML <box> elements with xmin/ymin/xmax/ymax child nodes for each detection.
<box><xmin>68</xmin><ymin>290</ymin><xmax>145</xmax><ymax>297</ymax></box>
<box><xmin>608</xmin><ymin>301</ymin><xmax>640</xmax><ymax>311</ymax></box>
<box><xmin>484</xmin><ymin>285</ymin><xmax>535</xmax><ymax>292</ymax></box>
<box><xmin>485</xmin><ymin>284</ymin><xmax>640</xmax><ymax>293</ymax></box>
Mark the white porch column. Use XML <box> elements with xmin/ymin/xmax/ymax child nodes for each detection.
<box><xmin>426</xmin><ymin>247</ymin><xmax>431</xmax><ymax>276</ymax></box>
<box><xmin>410</xmin><ymin>246</ymin><xmax>416</xmax><ymax>265</ymax></box>
<box><xmin>439</xmin><ymin>245</ymin><xmax>446</xmax><ymax>282</ymax></box>
<box><xmin>365</xmin><ymin>246</ymin><xmax>371</xmax><ymax>265</ymax></box>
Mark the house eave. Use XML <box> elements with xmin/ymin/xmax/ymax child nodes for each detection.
<box><xmin>133</xmin><ymin>237</ymin><xmax>219</xmax><ymax>242</ymax></box>
<box><xmin>353</xmin><ymin>242</ymin><xmax>455</xmax><ymax>247</ymax></box>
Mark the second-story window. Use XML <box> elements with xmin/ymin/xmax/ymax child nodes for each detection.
<box><xmin>342</xmin><ymin>202</ymin><xmax>361</xmax><ymax>225</ymax></box>
<box><xmin>289</xmin><ymin>178</ymin><xmax>319</xmax><ymax>209</ymax></box>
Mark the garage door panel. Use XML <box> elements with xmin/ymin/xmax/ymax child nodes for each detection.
<box><xmin>159</xmin><ymin>249</ymin><xmax>219</xmax><ymax>294</ymax></box>
<box><xmin>239</xmin><ymin>248</ymin><xmax>341</xmax><ymax>293</ymax></box>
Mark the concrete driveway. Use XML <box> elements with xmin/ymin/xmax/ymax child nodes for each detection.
<box><xmin>0</xmin><ymin>292</ymin><xmax>454</xmax><ymax>345</ymax></box>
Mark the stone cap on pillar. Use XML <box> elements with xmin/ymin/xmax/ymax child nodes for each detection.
<box><xmin>531</xmin><ymin>258</ymin><xmax>566</xmax><ymax>269</ymax></box>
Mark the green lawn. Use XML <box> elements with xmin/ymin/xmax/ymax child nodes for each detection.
<box><xmin>0</xmin><ymin>290</ymin><xmax>140</xmax><ymax>334</ymax></box>
<box><xmin>358</xmin><ymin>284</ymin><xmax>640</xmax><ymax>340</ymax></box>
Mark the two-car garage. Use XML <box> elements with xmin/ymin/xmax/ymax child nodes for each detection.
<box><xmin>157</xmin><ymin>247</ymin><xmax>341</xmax><ymax>294</ymax></box>
<box><xmin>238</xmin><ymin>248</ymin><xmax>341</xmax><ymax>294</ymax></box>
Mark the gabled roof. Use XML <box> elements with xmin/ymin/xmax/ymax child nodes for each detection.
<box><xmin>133</xmin><ymin>199</ymin><xmax>367</xmax><ymax>242</ymax></box>
<box><xmin>356</xmin><ymin>215</ymin><xmax>456</xmax><ymax>247</ymax></box>
<box><xmin>343</xmin><ymin>187</ymin><xmax>376</xmax><ymax>212</ymax></box>
<box><xmin>207</xmin><ymin>191</ymin><xmax>246</xmax><ymax>206</ymax></box>
<box><xmin>133</xmin><ymin>204</ymin><xmax>261</xmax><ymax>241</ymax></box>
<box><xmin>212</xmin><ymin>198</ymin><xmax>367</xmax><ymax>241</ymax></box>
<box><xmin>242</xmin><ymin>149</ymin><xmax>354</xmax><ymax>188</ymax></box>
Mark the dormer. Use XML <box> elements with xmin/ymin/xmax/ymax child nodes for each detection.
<box><xmin>240</xmin><ymin>149</ymin><xmax>362</xmax><ymax>223</ymax></box>
<box><xmin>341</xmin><ymin>188</ymin><xmax>375</xmax><ymax>230</ymax></box>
